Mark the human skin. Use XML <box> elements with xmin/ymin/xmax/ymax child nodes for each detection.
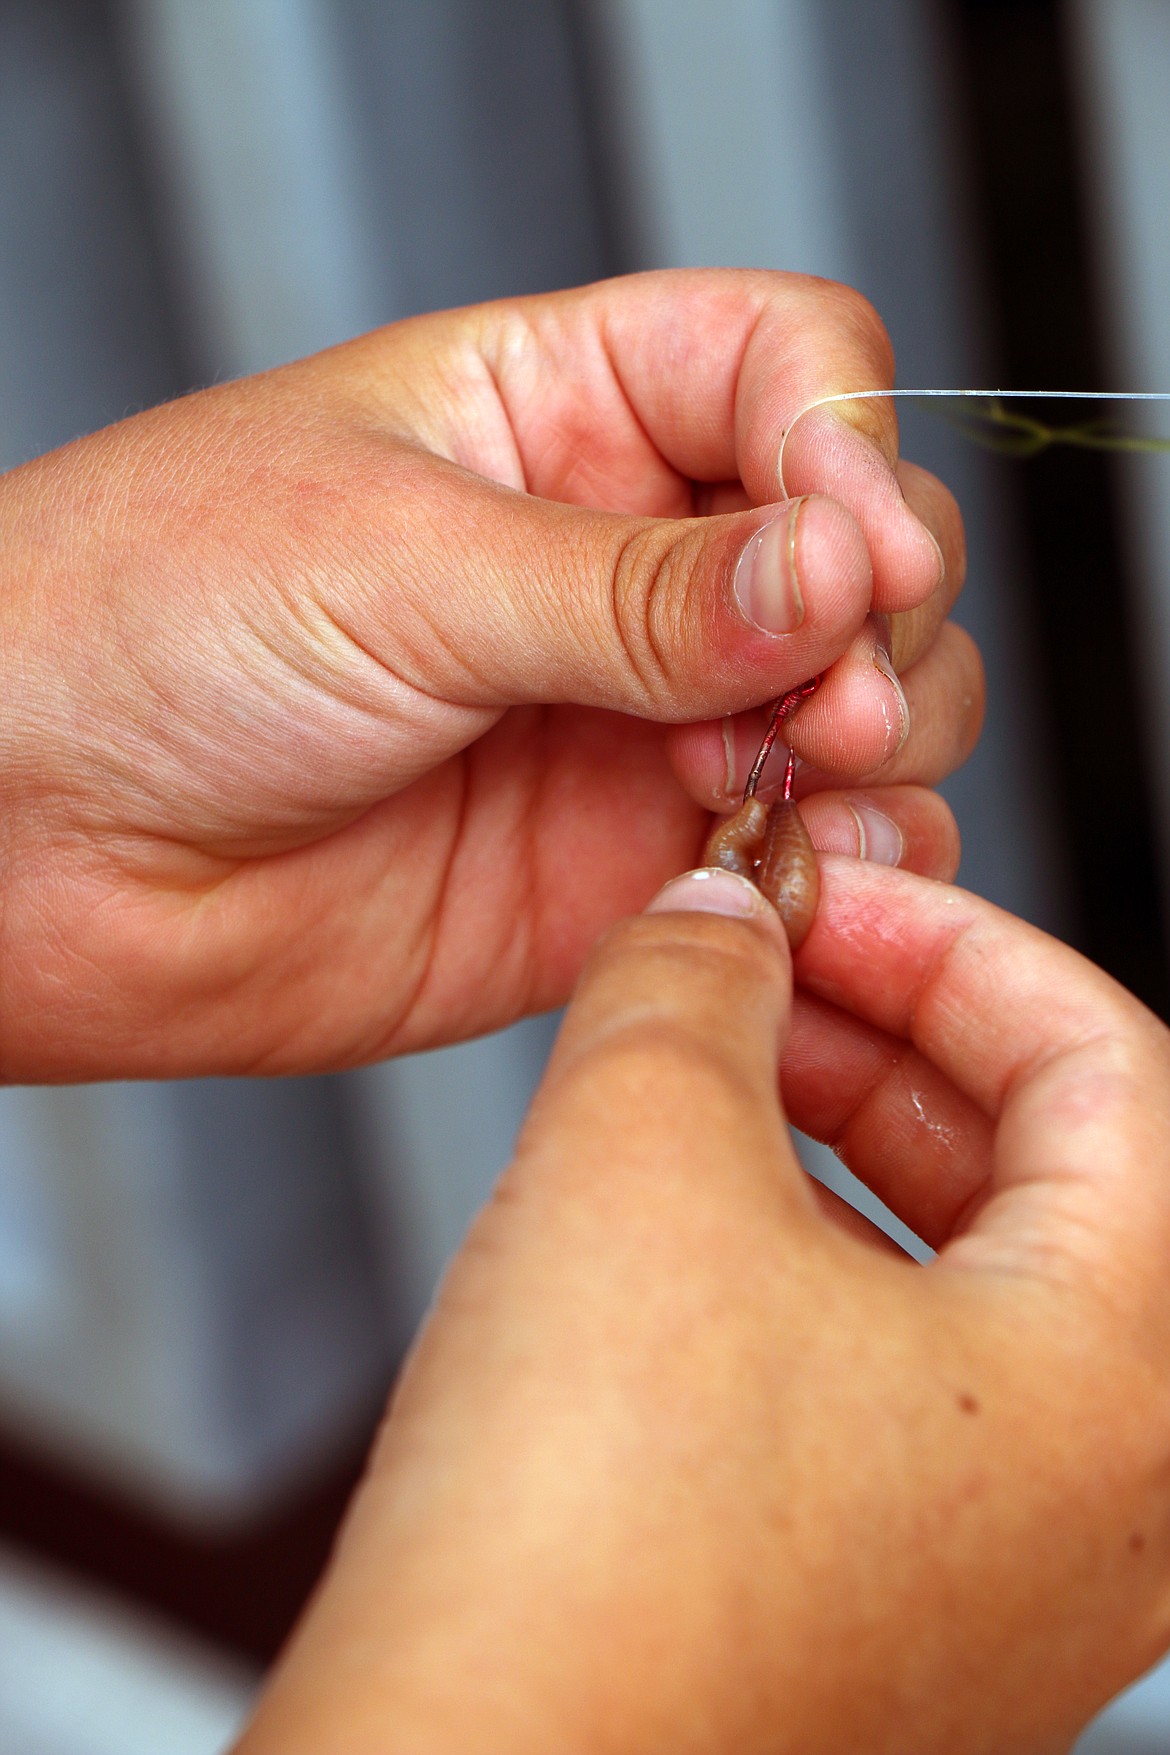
<box><xmin>236</xmin><ymin>859</ymin><xmax>1170</xmax><ymax>1755</ymax></box>
<box><xmin>0</xmin><ymin>269</ymin><xmax>980</xmax><ymax>1083</ymax></box>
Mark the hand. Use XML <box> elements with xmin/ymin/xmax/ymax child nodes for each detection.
<box><xmin>237</xmin><ymin>862</ymin><xmax>1170</xmax><ymax>1755</ymax></box>
<box><xmin>0</xmin><ymin>269</ymin><xmax>979</xmax><ymax>1081</ymax></box>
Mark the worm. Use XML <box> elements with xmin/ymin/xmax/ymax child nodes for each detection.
<box><xmin>757</xmin><ymin>796</ymin><xmax>818</xmax><ymax>949</ymax></box>
<box><xmin>702</xmin><ymin>796</ymin><xmax>768</xmax><ymax>880</ymax></box>
<box><xmin>700</xmin><ymin>678</ymin><xmax>821</xmax><ymax>948</ymax></box>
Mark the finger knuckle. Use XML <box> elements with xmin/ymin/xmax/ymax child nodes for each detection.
<box><xmin>607</xmin><ymin>521</ymin><xmax>702</xmax><ymax>707</ymax></box>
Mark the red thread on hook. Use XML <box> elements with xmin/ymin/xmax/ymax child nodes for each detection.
<box><xmin>742</xmin><ymin>676</ymin><xmax>822</xmax><ymax>803</ymax></box>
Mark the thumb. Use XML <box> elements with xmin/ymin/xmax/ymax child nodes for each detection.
<box><xmin>351</xmin><ymin>455</ymin><xmax>875</xmax><ymax>725</ymax></box>
<box><xmin>514</xmin><ymin>866</ymin><xmax>813</xmax><ymax>1226</ymax></box>
<box><xmin>231</xmin><ymin>873</ymin><xmax>814</xmax><ymax>1754</ymax></box>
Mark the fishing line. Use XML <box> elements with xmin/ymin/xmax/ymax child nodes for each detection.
<box><xmin>778</xmin><ymin>387</ymin><xmax>1170</xmax><ymax>495</ymax></box>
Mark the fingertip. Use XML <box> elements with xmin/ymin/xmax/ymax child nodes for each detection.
<box><xmin>781</xmin><ymin>408</ymin><xmax>945</xmax><ymax>613</ymax></box>
<box><xmin>910</xmin><ymin>791</ymin><xmax>962</xmax><ymax>883</ymax></box>
<box><xmin>794</xmin><ymin>493</ymin><xmax>874</xmax><ymax>623</ymax></box>
<box><xmin>786</xmin><ymin>615</ymin><xmax>908</xmax><ymax>777</ymax></box>
<box><xmin>645</xmin><ymin>866</ymin><xmax>791</xmax><ymax>958</ymax></box>
<box><xmin>797</xmin><ymin>786</ymin><xmax>961</xmax><ymax>882</ymax></box>
<box><xmin>555</xmin><ymin>864</ymin><xmax>797</xmax><ymax>1116</ymax></box>
<box><xmin>896</xmin><ymin>459</ymin><xmax>967</xmax><ymax>622</ymax></box>
<box><xmin>906</xmin><ymin>525</ymin><xmax>947</xmax><ymax>611</ymax></box>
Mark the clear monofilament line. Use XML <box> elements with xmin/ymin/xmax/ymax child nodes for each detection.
<box><xmin>804</xmin><ymin>388</ymin><xmax>1170</xmax><ymax>405</ymax></box>
<box><xmin>777</xmin><ymin>387</ymin><xmax>1170</xmax><ymax>491</ymax></box>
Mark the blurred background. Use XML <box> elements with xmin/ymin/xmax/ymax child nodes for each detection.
<box><xmin>2</xmin><ymin>0</ymin><xmax>1170</xmax><ymax>1748</ymax></box>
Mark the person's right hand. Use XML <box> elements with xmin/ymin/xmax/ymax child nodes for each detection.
<box><xmin>235</xmin><ymin>858</ymin><xmax>1170</xmax><ymax>1755</ymax></box>
<box><xmin>0</xmin><ymin>269</ymin><xmax>978</xmax><ymax>1083</ymax></box>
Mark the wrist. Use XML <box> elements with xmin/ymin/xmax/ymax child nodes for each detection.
<box><xmin>230</xmin><ymin>1435</ymin><xmax>681</xmax><ymax>1755</ymax></box>
<box><xmin>234</xmin><ymin>1594</ymin><xmax>578</xmax><ymax>1755</ymax></box>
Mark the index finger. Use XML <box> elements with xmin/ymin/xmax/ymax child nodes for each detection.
<box><xmin>469</xmin><ymin>269</ymin><xmax>943</xmax><ymax>613</ymax></box>
<box><xmin>797</xmin><ymin>858</ymin><xmax>1170</xmax><ymax>1305</ymax></box>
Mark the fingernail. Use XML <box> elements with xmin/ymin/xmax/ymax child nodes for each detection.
<box><xmin>871</xmin><ymin>610</ymin><xmax>893</xmax><ymax>656</ymax></box>
<box><xmin>847</xmin><ymin>801</ymin><xmax>904</xmax><ymax>866</ymax></box>
<box><xmin>720</xmin><ymin>716</ymin><xmax>737</xmax><ymax>798</ymax></box>
<box><xmin>733</xmin><ymin>500</ymin><xmax>806</xmax><ymax>635</ymax></box>
<box><xmin>646</xmin><ymin>867</ymin><xmax>767</xmax><ymax>919</ymax></box>
<box><xmin>870</xmin><ymin>614</ymin><xmax>910</xmax><ymax>755</ymax></box>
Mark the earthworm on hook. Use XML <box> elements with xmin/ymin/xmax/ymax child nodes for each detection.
<box><xmin>701</xmin><ymin>677</ymin><xmax>821</xmax><ymax>948</ymax></box>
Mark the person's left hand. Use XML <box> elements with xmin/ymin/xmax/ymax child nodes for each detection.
<box><xmin>233</xmin><ymin>860</ymin><xmax>1170</xmax><ymax>1755</ymax></box>
<box><xmin>0</xmin><ymin>270</ymin><xmax>978</xmax><ymax>1080</ymax></box>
